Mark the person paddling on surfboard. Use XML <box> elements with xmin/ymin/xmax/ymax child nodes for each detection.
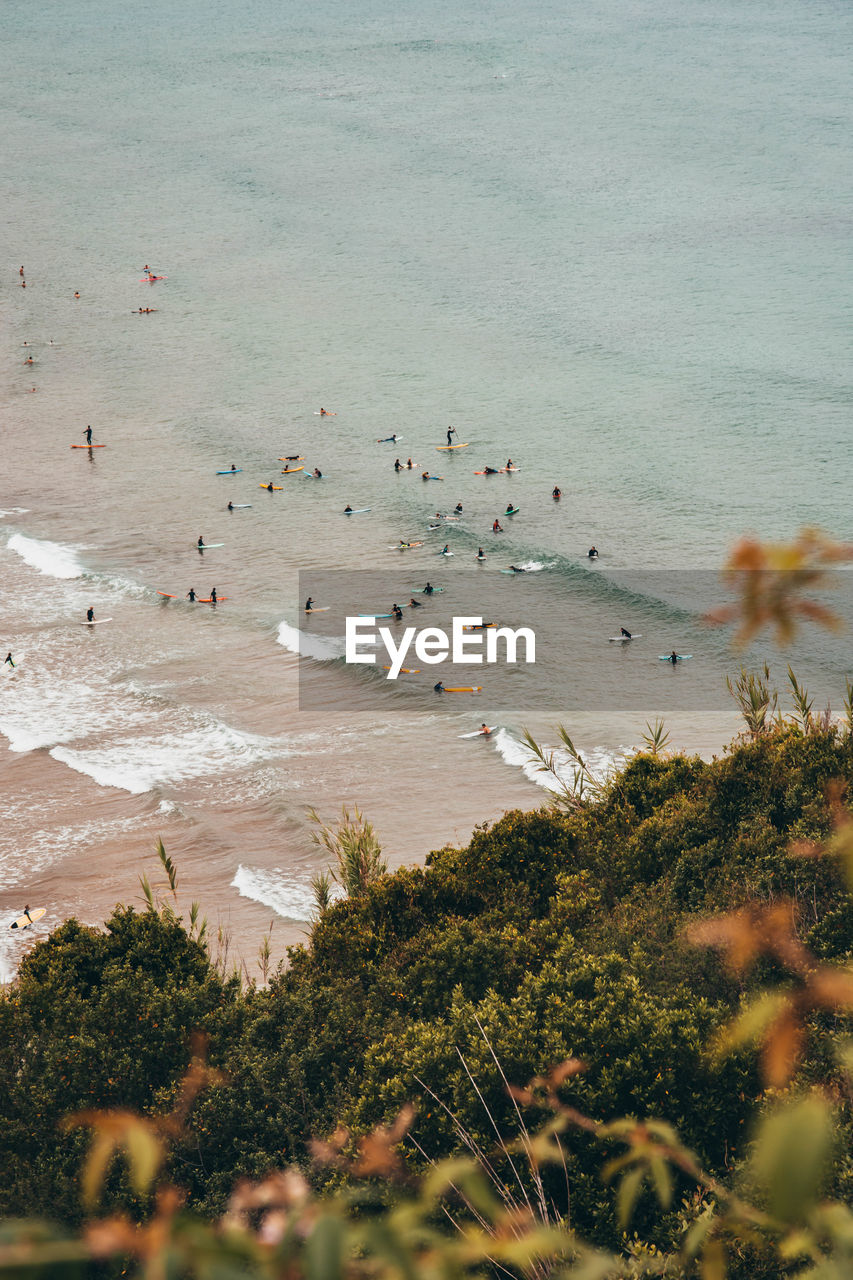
<box><xmin>408</xmin><ymin>597</ymin><xmax>422</xmax><ymax>608</ymax></box>
<box><xmin>480</xmin><ymin>724</ymin><xmax>491</xmax><ymax>736</ymax></box>
<box><xmin>186</xmin><ymin>589</ymin><xmax>196</xmax><ymax>602</ymax></box>
<box><xmin>4</xmin><ymin>653</ymin><xmax>15</xmax><ymax>667</ymax></box>
<box><xmin>86</xmin><ymin>607</ymin><xmax>95</xmax><ymax>621</ymax></box>
<box><xmin>84</xmin><ymin>425</ymin><xmax>93</xmax><ymax>445</ymax></box>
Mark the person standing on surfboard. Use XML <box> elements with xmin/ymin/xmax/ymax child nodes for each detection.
<box><xmin>4</xmin><ymin>653</ymin><xmax>14</xmax><ymax>667</ymax></box>
<box><xmin>83</xmin><ymin>425</ymin><xmax>93</xmax><ymax>445</ymax></box>
<box><xmin>305</xmin><ymin>598</ymin><xmax>314</xmax><ymax>612</ymax></box>
<box><xmin>446</xmin><ymin>426</ymin><xmax>457</xmax><ymax>446</ymax></box>
<box><xmin>86</xmin><ymin>607</ymin><xmax>95</xmax><ymax>621</ymax></box>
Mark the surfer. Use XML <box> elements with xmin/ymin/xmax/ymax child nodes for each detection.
<box><xmin>265</xmin><ymin>483</ymin><xmax>275</xmax><ymax>491</ymax></box>
<box><xmin>344</xmin><ymin>504</ymin><xmax>353</xmax><ymax>513</ymax></box>
<box><xmin>506</xmin><ymin>459</ymin><xmax>514</xmax><ymax>469</ymax></box>
<box><xmin>480</xmin><ymin>724</ymin><xmax>491</xmax><ymax>736</ymax></box>
<box><xmin>23</xmin><ymin>905</ymin><xmax>32</xmax><ymax>922</ymax></box>
<box><xmin>454</xmin><ymin>502</ymin><xmax>463</xmax><ymax>513</ymax></box>
<box><xmin>186</xmin><ymin>589</ymin><xmax>196</xmax><ymax>602</ymax></box>
<box><xmin>83</xmin><ymin>425</ymin><xmax>93</xmax><ymax>445</ymax></box>
<box><xmin>446</xmin><ymin>426</ymin><xmax>457</xmax><ymax>446</ymax></box>
<box><xmin>394</xmin><ymin>458</ymin><xmax>402</xmax><ymax>471</ymax></box>
<box><xmin>505</xmin><ymin>504</ymin><xmax>516</xmax><ymax>515</ymax></box>
<box><xmin>553</xmin><ymin>486</ymin><xmax>561</xmax><ymax>499</ymax></box>
<box><xmin>493</xmin><ymin>520</ymin><xmax>503</xmax><ymax>532</ymax></box>
<box><xmin>392</xmin><ymin>604</ymin><xmax>403</xmax><ymax>620</ymax></box>
<box><xmin>423</xmin><ymin>582</ymin><xmax>434</xmax><ymax>595</ymax></box>
<box><xmin>508</xmin><ymin>565</ymin><xmax>526</xmax><ymax>573</ymax></box>
<box><xmin>588</xmin><ymin>546</ymin><xmax>598</xmax><ymax>559</ymax></box>
<box><xmin>669</xmin><ymin>650</ymin><xmax>679</xmax><ymax>664</ymax></box>
<box><xmin>433</xmin><ymin>681</ymin><xmax>445</xmax><ymax>693</ymax></box>
<box><xmin>377</xmin><ymin>434</ymin><xmax>398</xmax><ymax>443</ymax></box>
<box><xmin>483</xmin><ymin>466</ymin><xmax>499</xmax><ymax>475</ymax></box>
<box><xmin>406</xmin><ymin>458</ymin><xmax>414</xmax><ymax>469</ymax></box>
<box><xmin>24</xmin><ymin>356</ymin><xmax>33</xmax><ymax>365</ymax></box>
<box><xmin>441</xmin><ymin>544</ymin><xmax>450</xmax><ymax>555</ymax></box>
<box><xmin>319</xmin><ymin>408</ymin><xmax>336</xmax><ymax>416</ymax></box>
<box><xmin>229</xmin><ymin>464</ymin><xmax>237</xmax><ymax>471</ymax></box>
<box><xmin>621</xmin><ymin>628</ymin><xmax>633</xmax><ymax>639</ymax></box>
<box><xmin>197</xmin><ymin>535</ymin><xmax>205</xmax><ymax>547</ymax></box>
<box><xmin>86</xmin><ymin>607</ymin><xmax>95</xmax><ymax>622</ymax></box>
<box><xmin>210</xmin><ymin>588</ymin><xmax>217</xmax><ymax>604</ymax></box>
<box><xmin>227</xmin><ymin>502</ymin><xmax>234</xmax><ymax>511</ymax></box>
<box><xmin>74</xmin><ymin>291</ymin><xmax>79</xmax><ymax>298</ymax></box>
<box><xmin>312</xmin><ymin>468</ymin><xmax>323</xmax><ymax>478</ymax></box>
<box><xmin>476</xmin><ymin>548</ymin><xmax>485</xmax><ymax>560</ymax></box>
<box><xmin>305</xmin><ymin>598</ymin><xmax>314</xmax><ymax>612</ymax></box>
<box><xmin>19</xmin><ymin>266</ymin><xmax>24</xmax><ymax>276</ymax></box>
<box><xmin>4</xmin><ymin>653</ymin><xmax>14</xmax><ymax>667</ymax></box>
<box><xmin>408</xmin><ymin>597</ymin><xmax>422</xmax><ymax>608</ymax></box>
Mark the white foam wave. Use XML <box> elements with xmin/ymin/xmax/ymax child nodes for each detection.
<box><xmin>516</xmin><ymin>560</ymin><xmax>553</xmax><ymax>572</ymax></box>
<box><xmin>0</xmin><ymin>679</ymin><xmax>147</xmax><ymax>753</ymax></box>
<box><xmin>276</xmin><ymin>621</ymin><xmax>346</xmax><ymax>661</ymax></box>
<box><xmin>7</xmin><ymin>533</ymin><xmax>83</xmax><ymax>579</ymax></box>
<box><xmin>0</xmin><ymin>508</ymin><xmax>30</xmax><ymax>519</ymax></box>
<box><xmin>49</xmin><ymin>722</ymin><xmax>284</xmax><ymax>795</ymax></box>
<box><xmin>494</xmin><ymin>729</ymin><xmax>631</xmax><ymax>792</ymax></box>
<box><xmin>232</xmin><ymin>865</ymin><xmax>342</xmax><ymax>922</ymax></box>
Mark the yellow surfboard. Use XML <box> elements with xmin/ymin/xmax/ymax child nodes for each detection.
<box><xmin>444</xmin><ymin>687</ymin><xmax>483</xmax><ymax>693</ymax></box>
<box><xmin>9</xmin><ymin>907</ymin><xmax>46</xmax><ymax>930</ymax></box>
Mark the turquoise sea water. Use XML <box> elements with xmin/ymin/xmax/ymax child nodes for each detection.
<box><xmin>1</xmin><ymin>0</ymin><xmax>851</xmax><ymax>971</ymax></box>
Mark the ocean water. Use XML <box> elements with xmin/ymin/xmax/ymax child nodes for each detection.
<box><xmin>1</xmin><ymin>0</ymin><xmax>851</xmax><ymax>977</ymax></box>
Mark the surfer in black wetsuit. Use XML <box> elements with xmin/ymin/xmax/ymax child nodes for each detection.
<box><xmin>669</xmin><ymin>651</ymin><xmax>678</xmax><ymax>664</ymax></box>
<box><xmin>553</xmin><ymin>486</ymin><xmax>561</xmax><ymax>499</ymax></box>
<box><xmin>477</xmin><ymin>547</ymin><xmax>485</xmax><ymax>560</ymax></box>
<box><xmin>392</xmin><ymin>604</ymin><xmax>403</xmax><ymax>620</ymax></box>
<box><xmin>86</xmin><ymin>607</ymin><xmax>95</xmax><ymax>621</ymax></box>
<box><xmin>446</xmin><ymin>426</ymin><xmax>456</xmax><ymax>446</ymax></box>
<box><xmin>454</xmin><ymin>502</ymin><xmax>463</xmax><ymax>513</ymax></box>
<box><xmin>84</xmin><ymin>425</ymin><xmax>93</xmax><ymax>445</ymax></box>
<box><xmin>588</xmin><ymin>546</ymin><xmax>598</xmax><ymax>558</ymax></box>
<box><xmin>508</xmin><ymin>565</ymin><xmax>526</xmax><ymax>573</ymax></box>
<box><xmin>394</xmin><ymin>459</ymin><xmax>402</xmax><ymax>471</ymax></box>
<box><xmin>227</xmin><ymin>502</ymin><xmax>234</xmax><ymax>511</ymax></box>
<box><xmin>434</xmin><ymin>681</ymin><xmax>445</xmax><ymax>693</ymax></box>
<box><xmin>305</xmin><ymin>598</ymin><xmax>314</xmax><ymax>612</ymax></box>
<box><xmin>4</xmin><ymin>653</ymin><xmax>14</xmax><ymax>667</ymax></box>
<box><xmin>313</xmin><ymin>468</ymin><xmax>322</xmax><ymax>478</ymax></box>
<box><xmin>344</xmin><ymin>505</ymin><xmax>353</xmax><ymax>513</ymax></box>
<box><xmin>210</xmin><ymin>588</ymin><xmax>217</xmax><ymax>604</ymax></box>
<box><xmin>484</xmin><ymin>466</ymin><xmax>499</xmax><ymax>475</ymax></box>
<box><xmin>197</xmin><ymin>535</ymin><xmax>205</xmax><ymax>547</ymax></box>
<box><xmin>423</xmin><ymin>582</ymin><xmax>434</xmax><ymax>595</ymax></box>
<box><xmin>621</xmin><ymin>628</ymin><xmax>632</xmax><ymax>639</ymax></box>
<box><xmin>186</xmin><ymin>589</ymin><xmax>196</xmax><ymax>602</ymax></box>
<box><xmin>408</xmin><ymin>597</ymin><xmax>422</xmax><ymax>608</ymax></box>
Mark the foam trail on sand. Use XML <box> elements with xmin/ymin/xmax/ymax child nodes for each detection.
<box><xmin>493</xmin><ymin>729</ymin><xmax>632</xmax><ymax>792</ymax></box>
<box><xmin>7</xmin><ymin>533</ymin><xmax>83</xmax><ymax>579</ymax></box>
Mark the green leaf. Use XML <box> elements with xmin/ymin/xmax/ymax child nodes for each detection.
<box><xmin>305</xmin><ymin>1214</ymin><xmax>345</xmax><ymax>1280</ymax></box>
<box><xmin>616</xmin><ymin>1165</ymin><xmax>645</xmax><ymax>1230</ymax></box>
<box><xmin>750</xmin><ymin>1095</ymin><xmax>834</xmax><ymax>1223</ymax></box>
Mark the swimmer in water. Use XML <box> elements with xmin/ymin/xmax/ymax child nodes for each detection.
<box><xmin>24</xmin><ymin>356</ymin><xmax>33</xmax><ymax>365</ymax></box>
<box><xmin>74</xmin><ymin>291</ymin><xmax>79</xmax><ymax>298</ymax></box>
<box><xmin>19</xmin><ymin>266</ymin><xmax>24</xmax><ymax>277</ymax></box>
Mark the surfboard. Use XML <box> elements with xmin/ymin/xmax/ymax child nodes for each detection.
<box><xmin>438</xmin><ymin>550</ymin><xmax>454</xmax><ymax>556</ymax></box>
<box><xmin>229</xmin><ymin>504</ymin><xmax>252</xmax><ymax>508</ymax></box>
<box><xmin>414</xmin><ymin>586</ymin><xmax>444</xmax><ymax>593</ymax></box>
<box><xmin>659</xmin><ymin>655</ymin><xmax>693</xmax><ymax>661</ymax></box>
<box><xmin>140</xmin><ymin>275</ymin><xmax>166</xmax><ymax>282</ymax></box>
<box><xmin>198</xmin><ymin>597</ymin><xmax>227</xmax><ymax>604</ymax></box>
<box><xmin>423</xmin><ymin>475</ymin><xmax>443</xmax><ymax>480</ymax></box>
<box><xmin>500</xmin><ymin>568</ymin><xmax>526</xmax><ymax>574</ymax></box>
<box><xmin>609</xmin><ymin>635</ymin><xmax>642</xmax><ymax>642</ymax></box>
<box><xmin>280</xmin><ymin>467</ymin><xmax>305</xmax><ymax>474</ymax></box>
<box><xmin>359</xmin><ymin>612</ymin><xmax>393</xmax><ymax>619</ymax></box>
<box><xmin>392</xmin><ymin>540</ymin><xmax>424</xmax><ymax>549</ymax></box>
<box><xmin>216</xmin><ymin>469</ymin><xmax>242</xmax><ymax>475</ymax></box>
<box><xmin>278</xmin><ymin>456</ymin><xmax>306</xmax><ymax>462</ymax></box>
<box><xmin>80</xmin><ymin>618</ymin><xmax>113</xmax><ymax>625</ymax></box>
<box><xmin>9</xmin><ymin>907</ymin><xmax>46</xmax><ymax>931</ymax></box>
<box><xmin>157</xmin><ymin>592</ymin><xmax>176</xmax><ymax>599</ymax></box>
<box><xmin>436</xmin><ymin>443</ymin><xmax>470</xmax><ymax>450</ymax></box>
<box><xmin>500</xmin><ymin>467</ymin><xmax>521</xmax><ymax>473</ymax></box>
<box><xmin>383</xmin><ymin>665</ymin><xmax>419</xmax><ymax>673</ymax></box>
<box><xmin>71</xmin><ymin>443</ymin><xmax>106</xmax><ymax>448</ymax></box>
<box><xmin>345</xmin><ymin>508</ymin><xmax>371</xmax><ymax>514</ymax></box>
<box><xmin>462</xmin><ymin>623</ymin><xmax>496</xmax><ymax>631</ymax></box>
<box><xmin>376</xmin><ymin>437</ymin><xmax>402</xmax><ymax>443</ymax></box>
<box><xmin>504</xmin><ymin>507</ymin><xmax>520</xmax><ymax>515</ymax></box>
<box><xmin>459</xmin><ymin>727</ymin><xmax>497</xmax><ymax>737</ymax></box>
<box><xmin>314</xmin><ymin>412</ymin><xmax>337</xmax><ymax>416</ymax></box>
<box><xmin>473</xmin><ymin>470</ymin><xmax>501</xmax><ymax>476</ymax></box>
<box><xmin>304</xmin><ymin>607</ymin><xmax>330</xmax><ymax>613</ymax></box>
<box><xmin>196</xmin><ymin>542</ymin><xmax>225</xmax><ymax>548</ymax></box>
<box><xmin>443</xmin><ymin>687</ymin><xmax>483</xmax><ymax>693</ymax></box>
<box><xmin>259</xmin><ymin>484</ymin><xmax>283</xmax><ymax>490</ymax></box>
